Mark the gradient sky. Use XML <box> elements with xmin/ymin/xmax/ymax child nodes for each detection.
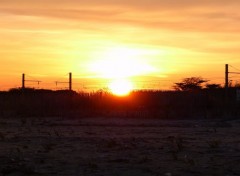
<box><xmin>1</xmin><ymin>0</ymin><xmax>240</xmax><ymax>91</ymax></box>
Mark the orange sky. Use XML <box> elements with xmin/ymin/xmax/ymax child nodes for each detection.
<box><xmin>1</xmin><ymin>0</ymin><xmax>240</xmax><ymax>91</ymax></box>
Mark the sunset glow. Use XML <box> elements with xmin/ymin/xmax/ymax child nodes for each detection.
<box><xmin>1</xmin><ymin>1</ymin><xmax>240</xmax><ymax>91</ymax></box>
<box><xmin>109</xmin><ymin>79</ymin><xmax>133</xmax><ymax>96</ymax></box>
<box><xmin>89</xmin><ymin>46</ymin><xmax>156</xmax><ymax>79</ymax></box>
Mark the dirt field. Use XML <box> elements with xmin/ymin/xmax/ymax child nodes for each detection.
<box><xmin>0</xmin><ymin>117</ymin><xmax>240</xmax><ymax>176</ymax></box>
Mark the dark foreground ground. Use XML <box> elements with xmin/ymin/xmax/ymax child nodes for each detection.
<box><xmin>0</xmin><ymin>117</ymin><xmax>240</xmax><ymax>176</ymax></box>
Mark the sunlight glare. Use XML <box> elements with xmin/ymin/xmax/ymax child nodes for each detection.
<box><xmin>89</xmin><ymin>46</ymin><xmax>156</xmax><ymax>79</ymax></box>
<box><xmin>109</xmin><ymin>79</ymin><xmax>133</xmax><ymax>96</ymax></box>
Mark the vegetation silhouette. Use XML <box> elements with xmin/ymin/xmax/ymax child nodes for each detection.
<box><xmin>205</xmin><ymin>83</ymin><xmax>222</xmax><ymax>89</ymax></box>
<box><xmin>0</xmin><ymin>81</ymin><xmax>240</xmax><ymax>119</ymax></box>
<box><xmin>173</xmin><ymin>77</ymin><xmax>208</xmax><ymax>91</ymax></box>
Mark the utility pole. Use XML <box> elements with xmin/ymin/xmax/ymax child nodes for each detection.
<box><xmin>69</xmin><ymin>72</ymin><xmax>72</xmax><ymax>91</ymax></box>
<box><xmin>22</xmin><ymin>73</ymin><xmax>25</xmax><ymax>89</ymax></box>
<box><xmin>21</xmin><ymin>73</ymin><xmax>41</xmax><ymax>89</ymax></box>
<box><xmin>225</xmin><ymin>64</ymin><xmax>229</xmax><ymax>89</ymax></box>
<box><xmin>225</xmin><ymin>64</ymin><xmax>229</xmax><ymax>105</ymax></box>
<box><xmin>55</xmin><ymin>72</ymin><xmax>72</xmax><ymax>91</ymax></box>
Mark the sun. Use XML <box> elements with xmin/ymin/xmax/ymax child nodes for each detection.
<box><xmin>87</xmin><ymin>45</ymin><xmax>158</xmax><ymax>93</ymax></box>
<box><xmin>109</xmin><ymin>79</ymin><xmax>133</xmax><ymax>96</ymax></box>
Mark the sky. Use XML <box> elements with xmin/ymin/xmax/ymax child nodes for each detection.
<box><xmin>1</xmin><ymin>0</ymin><xmax>240</xmax><ymax>91</ymax></box>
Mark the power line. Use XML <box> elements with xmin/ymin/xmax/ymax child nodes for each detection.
<box><xmin>22</xmin><ymin>73</ymin><xmax>42</xmax><ymax>89</ymax></box>
<box><xmin>225</xmin><ymin>64</ymin><xmax>240</xmax><ymax>89</ymax></box>
<box><xmin>55</xmin><ymin>72</ymin><xmax>72</xmax><ymax>91</ymax></box>
<box><xmin>229</xmin><ymin>65</ymin><xmax>240</xmax><ymax>72</ymax></box>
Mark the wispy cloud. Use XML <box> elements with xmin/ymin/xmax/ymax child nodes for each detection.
<box><xmin>0</xmin><ymin>0</ymin><xmax>240</xmax><ymax>89</ymax></box>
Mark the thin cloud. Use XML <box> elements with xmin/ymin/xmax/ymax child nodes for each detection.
<box><xmin>1</xmin><ymin>0</ymin><xmax>240</xmax><ymax>85</ymax></box>
<box><xmin>1</xmin><ymin>0</ymin><xmax>240</xmax><ymax>33</ymax></box>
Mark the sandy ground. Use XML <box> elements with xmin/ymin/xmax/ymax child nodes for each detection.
<box><xmin>0</xmin><ymin>117</ymin><xmax>240</xmax><ymax>176</ymax></box>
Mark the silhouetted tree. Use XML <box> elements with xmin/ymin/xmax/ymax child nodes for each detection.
<box><xmin>173</xmin><ymin>77</ymin><xmax>208</xmax><ymax>91</ymax></box>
